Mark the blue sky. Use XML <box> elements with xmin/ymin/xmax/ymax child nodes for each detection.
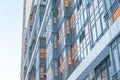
<box><xmin>0</xmin><ymin>0</ymin><xmax>23</xmax><ymax>80</ymax></box>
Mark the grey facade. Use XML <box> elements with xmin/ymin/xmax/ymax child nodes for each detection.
<box><xmin>21</xmin><ymin>0</ymin><xmax>120</xmax><ymax>80</ymax></box>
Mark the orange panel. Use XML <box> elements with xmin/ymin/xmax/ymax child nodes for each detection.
<box><xmin>73</xmin><ymin>43</ymin><xmax>77</xmax><ymax>53</ymax></box>
<box><xmin>113</xmin><ymin>7</ymin><xmax>120</xmax><ymax>21</ymax></box>
<box><xmin>40</xmin><ymin>49</ymin><xmax>46</xmax><ymax>58</ymax></box>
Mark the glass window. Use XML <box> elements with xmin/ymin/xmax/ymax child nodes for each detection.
<box><xmin>58</xmin><ymin>24</ymin><xmax>65</xmax><ymax>48</ymax></box>
<box><xmin>81</xmin><ymin>51</ymin><xmax>84</xmax><ymax>60</ymax></box>
<box><xmin>101</xmin><ymin>14</ymin><xmax>107</xmax><ymax>30</ymax></box>
<box><xmin>72</xmin><ymin>43</ymin><xmax>77</xmax><ymax>63</ymax></box>
<box><xmin>108</xmin><ymin>65</ymin><xmax>112</xmax><ymax>80</ymax></box>
<box><xmin>66</xmin><ymin>20</ymin><xmax>70</xmax><ymax>34</ymax></box>
<box><xmin>118</xmin><ymin>42</ymin><xmax>120</xmax><ymax>54</ymax></box>
<box><xmin>40</xmin><ymin>67</ymin><xmax>46</xmax><ymax>78</ymax></box>
<box><xmin>91</xmin><ymin>25</ymin><xmax>97</xmax><ymax>42</ymax></box>
<box><xmin>95</xmin><ymin>9</ymin><xmax>99</xmax><ymax>20</ymax></box>
<box><xmin>96</xmin><ymin>66</ymin><xmax>101</xmax><ymax>80</ymax></box>
<box><xmin>102</xmin><ymin>69</ymin><xmax>108</xmax><ymax>80</ymax></box>
<box><xmin>94</xmin><ymin>0</ymin><xmax>98</xmax><ymax>9</ymax></box>
<box><xmin>47</xmin><ymin>66</ymin><xmax>53</xmax><ymax>80</ymax></box>
<box><xmin>85</xmin><ymin>25</ymin><xmax>89</xmax><ymax>35</ymax></box>
<box><xmin>76</xmin><ymin>22</ymin><xmax>79</xmax><ymax>34</ymax></box>
<box><xmin>84</xmin><ymin>9</ymin><xmax>88</xmax><ymax>22</ymax></box>
<box><xmin>99</xmin><ymin>5</ymin><xmax>103</xmax><ymax>14</ymax></box>
<box><xmin>87</xmin><ymin>43</ymin><xmax>90</xmax><ymax>54</ymax></box>
<box><xmin>111</xmin><ymin>0</ymin><xmax>115</xmax><ymax>4</ymax></box>
<box><xmin>58</xmin><ymin>1</ymin><xmax>62</xmax><ymax>15</ymax></box>
<box><xmin>90</xmin><ymin>4</ymin><xmax>94</xmax><ymax>16</ymax></box>
<box><xmin>105</xmin><ymin>0</ymin><xmax>111</xmax><ymax>10</ymax></box>
<box><xmin>108</xmin><ymin>16</ymin><xmax>114</xmax><ymax>28</ymax></box>
<box><xmin>95</xmin><ymin>7</ymin><xmax>99</xmax><ymax>16</ymax></box>
<box><xmin>81</xmin><ymin>13</ymin><xmax>84</xmax><ymax>26</ymax></box>
<box><xmin>89</xmin><ymin>71</ymin><xmax>95</xmax><ymax>80</ymax></box>
<box><xmin>112</xmin><ymin>46</ymin><xmax>120</xmax><ymax>72</ymax></box>
<box><xmin>77</xmin><ymin>0</ymin><xmax>82</xmax><ymax>10</ymax></box>
<box><xmin>54</xmin><ymin>35</ymin><xmax>57</xmax><ymax>48</ymax></box>
<box><xmin>79</xmin><ymin>30</ymin><xmax>85</xmax><ymax>43</ymax></box>
<box><xmin>59</xmin><ymin>50</ymin><xmax>67</xmax><ymax>80</ymax></box>
<box><xmin>96</xmin><ymin>74</ymin><xmax>101</xmax><ymax>80</ymax></box>
<box><xmin>84</xmin><ymin>48</ymin><xmax>87</xmax><ymax>58</ymax></box>
<box><xmin>68</xmin><ymin>48</ymin><xmax>72</xmax><ymax>64</ymax></box>
<box><xmin>79</xmin><ymin>18</ymin><xmax>82</xmax><ymax>30</ymax></box>
<box><xmin>99</xmin><ymin>0</ymin><xmax>103</xmax><ymax>8</ymax></box>
<box><xmin>54</xmin><ymin>61</ymin><xmax>58</xmax><ymax>76</ymax></box>
<box><xmin>96</xmin><ymin>18</ymin><xmax>102</xmax><ymax>37</ymax></box>
<box><xmin>70</xmin><ymin>11</ymin><xmax>76</xmax><ymax>27</ymax></box>
<box><xmin>84</xmin><ymin>57</ymin><xmax>111</xmax><ymax>80</ymax></box>
<box><xmin>91</xmin><ymin>15</ymin><xmax>95</xmax><ymax>25</ymax></box>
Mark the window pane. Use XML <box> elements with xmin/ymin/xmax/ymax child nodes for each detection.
<box><xmin>87</xmin><ymin>43</ymin><xmax>90</xmax><ymax>54</ymax></box>
<box><xmin>101</xmin><ymin>14</ymin><xmax>107</xmax><ymax>30</ymax></box>
<box><xmin>90</xmin><ymin>4</ymin><xmax>94</xmax><ymax>16</ymax></box>
<box><xmin>102</xmin><ymin>69</ymin><xmax>108</xmax><ymax>80</ymax></box>
<box><xmin>94</xmin><ymin>0</ymin><xmax>98</xmax><ymax>9</ymax></box>
<box><xmin>77</xmin><ymin>0</ymin><xmax>82</xmax><ymax>10</ymax></box>
<box><xmin>81</xmin><ymin>52</ymin><xmax>84</xmax><ymax>60</ymax></box>
<box><xmin>118</xmin><ymin>42</ymin><xmax>120</xmax><ymax>54</ymax></box>
<box><xmin>108</xmin><ymin>65</ymin><xmax>112</xmax><ymax>80</ymax></box>
<box><xmin>81</xmin><ymin>13</ymin><xmax>84</xmax><ymax>26</ymax></box>
<box><xmin>70</xmin><ymin>11</ymin><xmax>76</xmax><ymax>27</ymax></box>
<box><xmin>97</xmin><ymin>74</ymin><xmax>101</xmax><ymax>80</ymax></box>
<box><xmin>96</xmin><ymin>18</ymin><xmax>102</xmax><ymax>37</ymax></box>
<box><xmin>105</xmin><ymin>0</ymin><xmax>111</xmax><ymax>10</ymax></box>
<box><xmin>111</xmin><ymin>0</ymin><xmax>115</xmax><ymax>4</ymax></box>
<box><xmin>112</xmin><ymin>47</ymin><xmax>120</xmax><ymax>72</ymax></box>
<box><xmin>108</xmin><ymin>17</ymin><xmax>114</xmax><ymax>28</ymax></box>
<box><xmin>89</xmin><ymin>71</ymin><xmax>95</xmax><ymax>80</ymax></box>
<box><xmin>84</xmin><ymin>9</ymin><xmax>87</xmax><ymax>22</ymax></box>
<box><xmin>84</xmin><ymin>48</ymin><xmax>87</xmax><ymax>58</ymax></box>
<box><xmin>79</xmin><ymin>18</ymin><xmax>81</xmax><ymax>30</ymax></box>
<box><xmin>79</xmin><ymin>30</ymin><xmax>85</xmax><ymax>43</ymax></box>
<box><xmin>92</xmin><ymin>26</ymin><xmax>97</xmax><ymax>42</ymax></box>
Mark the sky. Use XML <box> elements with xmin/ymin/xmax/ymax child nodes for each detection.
<box><xmin>0</xmin><ymin>0</ymin><xmax>23</xmax><ymax>80</ymax></box>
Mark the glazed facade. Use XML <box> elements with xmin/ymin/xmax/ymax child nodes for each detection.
<box><xmin>21</xmin><ymin>0</ymin><xmax>120</xmax><ymax>80</ymax></box>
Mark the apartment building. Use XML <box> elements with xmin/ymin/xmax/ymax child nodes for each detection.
<box><xmin>21</xmin><ymin>0</ymin><xmax>120</xmax><ymax>80</ymax></box>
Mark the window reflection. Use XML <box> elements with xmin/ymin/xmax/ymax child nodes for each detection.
<box><xmin>96</xmin><ymin>75</ymin><xmax>101</xmax><ymax>80</ymax></box>
<box><xmin>85</xmin><ymin>57</ymin><xmax>111</xmax><ymax>80</ymax></box>
<box><xmin>91</xmin><ymin>26</ymin><xmax>97</xmax><ymax>43</ymax></box>
<box><xmin>102</xmin><ymin>69</ymin><xmax>108</xmax><ymax>80</ymax></box>
<box><xmin>96</xmin><ymin>18</ymin><xmax>102</xmax><ymax>37</ymax></box>
<box><xmin>112</xmin><ymin>45</ymin><xmax>120</xmax><ymax>72</ymax></box>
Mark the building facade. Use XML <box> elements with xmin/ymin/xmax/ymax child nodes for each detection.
<box><xmin>21</xmin><ymin>0</ymin><xmax>120</xmax><ymax>80</ymax></box>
